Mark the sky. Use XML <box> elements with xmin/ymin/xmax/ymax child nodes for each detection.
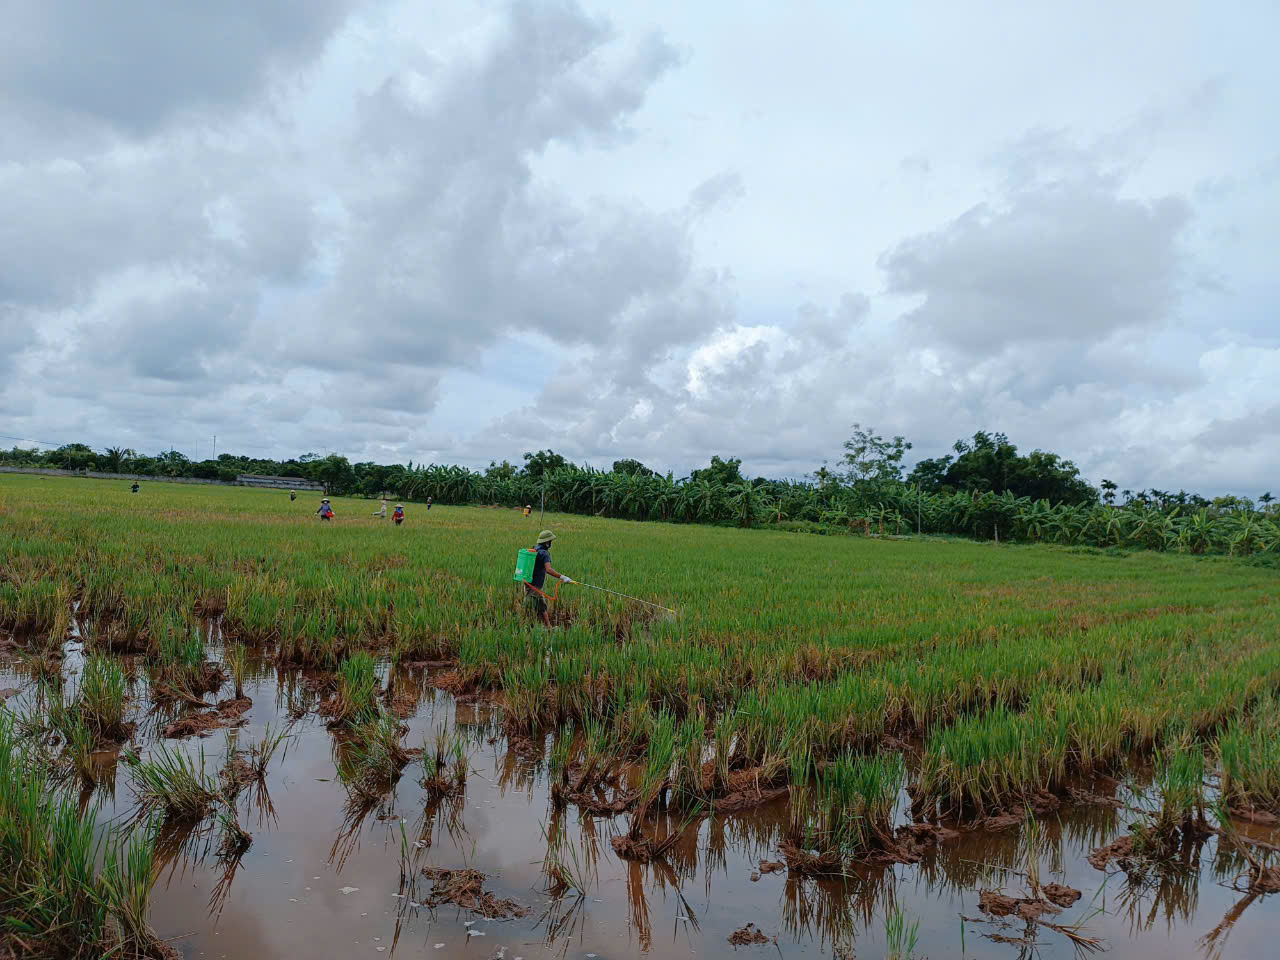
<box><xmin>2</xmin><ymin>0</ymin><xmax>1276</xmax><ymax>495</ymax></box>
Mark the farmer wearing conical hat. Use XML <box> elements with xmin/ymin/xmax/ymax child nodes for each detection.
<box><xmin>393</xmin><ymin>503</ymin><xmax>405</xmax><ymax>526</ymax></box>
<box><xmin>527</xmin><ymin>530</ymin><xmax>572</xmax><ymax>628</ymax></box>
<box><xmin>316</xmin><ymin>498</ymin><xmax>334</xmax><ymax>521</ymax></box>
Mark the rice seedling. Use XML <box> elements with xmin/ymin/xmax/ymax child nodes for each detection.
<box><xmin>127</xmin><ymin>742</ymin><xmax>221</xmax><ymax>822</ymax></box>
<box><xmin>339</xmin><ymin>709</ymin><xmax>415</xmax><ymax>799</ymax></box>
<box><xmin>0</xmin><ymin>710</ymin><xmax>169</xmax><ymax>958</ymax></box>
<box><xmin>226</xmin><ymin>642</ymin><xmax>248</xmax><ymax>700</ymax></box>
<box><xmin>78</xmin><ymin>653</ymin><xmax>130</xmax><ymax>741</ymax></box>
<box><xmin>884</xmin><ymin>904</ymin><xmax>921</xmax><ymax>960</ymax></box>
<box><xmin>326</xmin><ymin>650</ymin><xmax>379</xmax><ymax>726</ymax></box>
<box><xmin>1216</xmin><ymin>695</ymin><xmax>1280</xmax><ymax>814</ymax></box>
<box><xmin>421</xmin><ymin>725</ymin><xmax>469</xmax><ymax>799</ymax></box>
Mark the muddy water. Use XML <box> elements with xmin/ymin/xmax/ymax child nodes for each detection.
<box><xmin>5</xmin><ymin>642</ymin><xmax>1279</xmax><ymax>960</ymax></box>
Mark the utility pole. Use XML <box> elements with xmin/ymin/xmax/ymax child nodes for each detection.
<box><xmin>212</xmin><ymin>435</ymin><xmax>216</xmax><ymax>460</ymax></box>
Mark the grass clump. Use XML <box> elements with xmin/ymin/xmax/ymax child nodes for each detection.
<box><xmin>1216</xmin><ymin>695</ymin><xmax>1280</xmax><ymax>814</ymax></box>
<box><xmin>78</xmin><ymin>653</ymin><xmax>131</xmax><ymax>741</ymax></box>
<box><xmin>127</xmin><ymin>742</ymin><xmax>220</xmax><ymax>823</ymax></box>
<box><xmin>327</xmin><ymin>651</ymin><xmax>379</xmax><ymax>727</ymax></box>
<box><xmin>0</xmin><ymin>711</ymin><xmax>172</xmax><ymax>959</ymax></box>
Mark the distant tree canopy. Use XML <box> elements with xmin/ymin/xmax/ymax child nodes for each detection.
<box><xmin>690</xmin><ymin>456</ymin><xmax>744</xmax><ymax>486</ymax></box>
<box><xmin>521</xmin><ymin>449</ymin><xmax>569</xmax><ymax>481</ymax></box>
<box><xmin>612</xmin><ymin>458</ymin><xmax>655</xmax><ymax>477</ymax></box>
<box><xmin>842</xmin><ymin>424</ymin><xmax>912</xmax><ymax>486</ymax></box>
<box><xmin>907</xmin><ymin>431</ymin><xmax>1097</xmax><ymax>505</ymax></box>
<box><xmin>4</xmin><ymin>430</ymin><xmax>1274</xmax><ymax>555</ymax></box>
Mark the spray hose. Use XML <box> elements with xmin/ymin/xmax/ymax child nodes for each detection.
<box><xmin>564</xmin><ymin>579</ymin><xmax>678</xmax><ymax>616</ymax></box>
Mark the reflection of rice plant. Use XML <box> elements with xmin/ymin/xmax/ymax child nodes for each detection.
<box><xmin>548</xmin><ymin>722</ymin><xmax>573</xmax><ymax>807</ymax></box>
<box><xmin>1018</xmin><ymin>809</ymin><xmax>1044</xmax><ymax>898</ymax></box>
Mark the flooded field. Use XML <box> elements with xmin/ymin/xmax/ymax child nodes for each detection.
<box><xmin>3</xmin><ymin>636</ymin><xmax>1279</xmax><ymax>960</ymax></box>
<box><xmin>2</xmin><ymin>476</ymin><xmax>1279</xmax><ymax>958</ymax></box>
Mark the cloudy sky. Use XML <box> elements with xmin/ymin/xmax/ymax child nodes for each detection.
<box><xmin>2</xmin><ymin>0</ymin><xmax>1276</xmax><ymax>495</ymax></box>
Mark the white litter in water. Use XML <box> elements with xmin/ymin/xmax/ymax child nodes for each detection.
<box><xmin>434</xmin><ymin>945</ymin><xmax>445</xmax><ymax>950</ymax></box>
<box><xmin>677</xmin><ymin>915</ymin><xmax>690</xmax><ymax>921</ymax></box>
<box><xmin>339</xmin><ymin>887</ymin><xmax>360</xmax><ymax>895</ymax></box>
<box><xmin>464</xmin><ymin>920</ymin><xmax>474</xmax><ymax>927</ymax></box>
<box><xmin>288</xmin><ymin>898</ymin><xmax>297</xmax><ymax>903</ymax></box>
<box><xmin>376</xmin><ymin>949</ymin><xmax>386</xmax><ymax>953</ymax></box>
<box><xmin>467</xmin><ymin>930</ymin><xmax>485</xmax><ymax>937</ymax></box>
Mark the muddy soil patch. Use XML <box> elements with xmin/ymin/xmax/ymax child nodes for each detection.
<box><xmin>728</xmin><ymin>923</ymin><xmax>772</xmax><ymax>946</ymax></box>
<box><xmin>1088</xmin><ymin>835</ymin><xmax>1135</xmax><ymax>870</ymax></box>
<box><xmin>978</xmin><ymin>889</ymin><xmax>1060</xmax><ymax>922</ymax></box>
<box><xmin>161</xmin><ymin>697</ymin><xmax>252</xmax><ymax>738</ymax></box>
<box><xmin>421</xmin><ymin>866</ymin><xmax>528</xmax><ymax>919</ymax></box>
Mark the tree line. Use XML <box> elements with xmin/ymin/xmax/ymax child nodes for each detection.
<box><xmin>3</xmin><ymin>428</ymin><xmax>1276</xmax><ymax>556</ymax></box>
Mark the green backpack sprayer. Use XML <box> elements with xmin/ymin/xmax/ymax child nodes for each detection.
<box><xmin>512</xmin><ymin>547</ymin><xmax>678</xmax><ymax>618</ymax></box>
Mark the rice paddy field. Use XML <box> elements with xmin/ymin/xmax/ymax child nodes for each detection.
<box><xmin>1</xmin><ymin>472</ymin><xmax>1279</xmax><ymax>959</ymax></box>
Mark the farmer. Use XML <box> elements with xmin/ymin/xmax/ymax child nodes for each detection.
<box><xmin>526</xmin><ymin>530</ymin><xmax>572</xmax><ymax>628</ymax></box>
<box><xmin>523</xmin><ymin>504</ymin><xmax>532</xmax><ymax>517</ymax></box>
<box><xmin>289</xmin><ymin>491</ymin><xmax>296</xmax><ymax>502</ymax></box>
<box><xmin>426</xmin><ymin>496</ymin><xmax>433</xmax><ymax>511</ymax></box>
<box><xmin>393</xmin><ymin>503</ymin><xmax>405</xmax><ymax>526</ymax></box>
<box><xmin>130</xmin><ymin>481</ymin><xmax>139</xmax><ymax>493</ymax></box>
<box><xmin>373</xmin><ymin>498</ymin><xmax>388</xmax><ymax>519</ymax></box>
<box><xmin>316</xmin><ymin>498</ymin><xmax>334</xmax><ymax>521</ymax></box>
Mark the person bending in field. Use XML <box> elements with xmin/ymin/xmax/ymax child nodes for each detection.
<box><xmin>130</xmin><ymin>481</ymin><xmax>139</xmax><ymax>493</ymax></box>
<box><xmin>373</xmin><ymin>498</ymin><xmax>388</xmax><ymax>519</ymax></box>
<box><xmin>290</xmin><ymin>491</ymin><xmax>296</xmax><ymax>502</ymax></box>
<box><xmin>316</xmin><ymin>498</ymin><xmax>334</xmax><ymax>521</ymax></box>
<box><xmin>526</xmin><ymin>530</ymin><xmax>572</xmax><ymax>628</ymax></box>
<box><xmin>426</xmin><ymin>496</ymin><xmax>433</xmax><ymax>511</ymax></box>
<box><xmin>523</xmin><ymin>504</ymin><xmax>532</xmax><ymax>517</ymax></box>
<box><xmin>393</xmin><ymin>503</ymin><xmax>405</xmax><ymax>525</ymax></box>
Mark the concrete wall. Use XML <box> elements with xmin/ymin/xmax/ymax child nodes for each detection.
<box><xmin>0</xmin><ymin>465</ymin><xmax>323</xmax><ymax>492</ymax></box>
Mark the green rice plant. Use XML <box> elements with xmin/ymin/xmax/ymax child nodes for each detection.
<box><xmin>672</xmin><ymin>713</ymin><xmax>710</xmax><ymax>806</ymax></box>
<box><xmin>502</xmin><ymin>659</ymin><xmax>551</xmax><ymax>733</ymax></box>
<box><xmin>340</xmin><ymin>709</ymin><xmax>413</xmax><ymax>798</ymax></box>
<box><xmin>884</xmin><ymin>904</ymin><xmax>921</xmax><ymax>960</ymax></box>
<box><xmin>629</xmin><ymin>710</ymin><xmax>677</xmax><ymax>838</ymax></box>
<box><xmin>711</xmin><ymin>709</ymin><xmax>737</xmax><ymax>793</ymax></box>
<box><xmin>421</xmin><ymin>725</ymin><xmax>468</xmax><ymax>798</ymax></box>
<box><xmin>329</xmin><ymin>651</ymin><xmax>378</xmax><ymax>726</ymax></box>
<box><xmin>1216</xmin><ymin>695</ymin><xmax>1280</xmax><ymax>813</ymax></box>
<box><xmin>78</xmin><ymin>653</ymin><xmax>129</xmax><ymax>740</ymax></box>
<box><xmin>226</xmin><ymin>642</ymin><xmax>248</xmax><ymax>699</ymax></box>
<box><xmin>0</xmin><ymin>711</ymin><xmax>168</xmax><ymax>958</ymax></box>
<box><xmin>1149</xmin><ymin>737</ymin><xmax>1206</xmax><ymax>839</ymax></box>
<box><xmin>791</xmin><ymin>751</ymin><xmax>904</xmax><ymax>866</ymax></box>
<box><xmin>127</xmin><ymin>742</ymin><xmax>220</xmax><ymax>822</ymax></box>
